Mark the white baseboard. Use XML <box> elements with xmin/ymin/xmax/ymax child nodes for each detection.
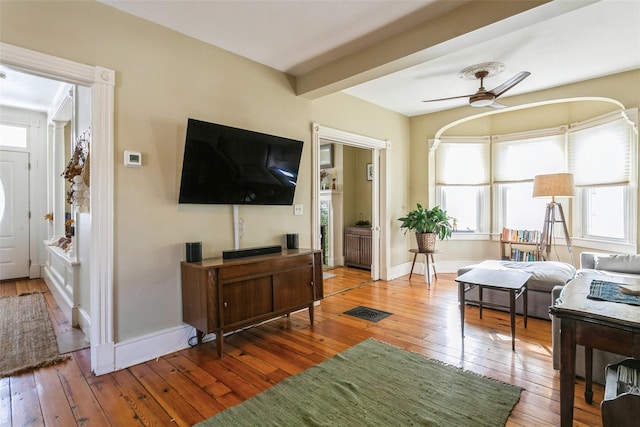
<box><xmin>387</xmin><ymin>260</ymin><xmax>477</xmax><ymax>281</ymax></box>
<box><xmin>113</xmin><ymin>324</ymin><xmax>197</xmax><ymax>371</ymax></box>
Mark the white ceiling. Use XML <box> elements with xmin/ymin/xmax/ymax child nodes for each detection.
<box><xmin>1</xmin><ymin>0</ymin><xmax>639</xmax><ymax>116</ymax></box>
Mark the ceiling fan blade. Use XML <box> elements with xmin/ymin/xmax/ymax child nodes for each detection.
<box><xmin>488</xmin><ymin>101</ymin><xmax>507</xmax><ymax>109</ymax></box>
<box><xmin>490</xmin><ymin>71</ymin><xmax>531</xmax><ymax>98</ymax></box>
<box><xmin>422</xmin><ymin>93</ymin><xmax>477</xmax><ymax>103</ymax></box>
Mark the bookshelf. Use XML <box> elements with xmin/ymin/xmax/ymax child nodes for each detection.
<box><xmin>500</xmin><ymin>228</ymin><xmax>541</xmax><ymax>261</ymax></box>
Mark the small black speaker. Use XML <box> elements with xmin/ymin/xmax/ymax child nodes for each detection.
<box><xmin>185</xmin><ymin>242</ymin><xmax>202</xmax><ymax>262</ymax></box>
<box><xmin>286</xmin><ymin>233</ymin><xmax>299</xmax><ymax>249</ymax></box>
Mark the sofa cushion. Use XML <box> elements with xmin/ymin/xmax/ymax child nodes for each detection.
<box><xmin>595</xmin><ymin>254</ymin><xmax>640</xmax><ymax>275</ymax></box>
<box><xmin>504</xmin><ymin>261</ymin><xmax>576</xmax><ymax>292</ymax></box>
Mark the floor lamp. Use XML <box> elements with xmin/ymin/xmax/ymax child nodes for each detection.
<box><xmin>532</xmin><ymin>173</ymin><xmax>575</xmax><ymax>265</ymax></box>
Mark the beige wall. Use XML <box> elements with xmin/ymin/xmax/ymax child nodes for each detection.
<box><xmin>0</xmin><ymin>1</ymin><xmax>410</xmax><ymax>341</ymax></box>
<box><xmin>341</xmin><ymin>145</ymin><xmax>372</xmax><ymax>227</ymax></box>
<box><xmin>2</xmin><ymin>1</ymin><xmax>635</xmax><ymax>347</ymax></box>
<box><xmin>409</xmin><ymin>70</ymin><xmax>640</xmax><ymax>265</ymax></box>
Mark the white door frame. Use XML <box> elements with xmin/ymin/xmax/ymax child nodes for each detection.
<box><xmin>311</xmin><ymin>123</ymin><xmax>390</xmax><ymax>280</ymax></box>
<box><xmin>1</xmin><ymin>42</ymin><xmax>116</xmax><ymax>375</ymax></box>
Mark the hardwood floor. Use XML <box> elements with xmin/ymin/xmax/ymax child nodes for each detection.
<box><xmin>1</xmin><ymin>272</ymin><xmax>603</xmax><ymax>426</ymax></box>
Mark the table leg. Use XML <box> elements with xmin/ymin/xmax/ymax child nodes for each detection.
<box><xmin>425</xmin><ymin>254</ymin><xmax>431</xmax><ymax>286</ymax></box>
<box><xmin>585</xmin><ymin>346</ymin><xmax>593</xmax><ymax>404</ymax></box>
<box><xmin>559</xmin><ymin>318</ymin><xmax>577</xmax><ymax>426</ymax></box>
<box><xmin>409</xmin><ymin>252</ymin><xmax>418</xmax><ymax>280</ymax></box>
<box><xmin>430</xmin><ymin>253</ymin><xmax>437</xmax><ymax>280</ymax></box>
<box><xmin>523</xmin><ymin>286</ymin><xmax>528</xmax><ymax>329</ymax></box>
<box><xmin>510</xmin><ymin>289</ymin><xmax>516</xmax><ymax>351</ymax></box>
<box><xmin>458</xmin><ymin>282</ymin><xmax>465</xmax><ymax>340</ymax></box>
<box><xmin>478</xmin><ymin>286</ymin><xmax>483</xmax><ymax>319</ymax></box>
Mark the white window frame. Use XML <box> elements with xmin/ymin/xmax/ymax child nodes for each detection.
<box><xmin>491</xmin><ymin>127</ymin><xmax>567</xmax><ymax>239</ymax></box>
<box><xmin>571</xmin><ymin>109</ymin><xmax>638</xmax><ymax>253</ymax></box>
<box><xmin>432</xmin><ymin>110</ymin><xmax>638</xmax><ymax>252</ymax></box>
<box><xmin>433</xmin><ymin>137</ymin><xmax>491</xmax><ymax>239</ymax></box>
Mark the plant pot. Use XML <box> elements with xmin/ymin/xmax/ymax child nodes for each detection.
<box><xmin>415</xmin><ymin>232</ymin><xmax>436</xmax><ymax>252</ymax></box>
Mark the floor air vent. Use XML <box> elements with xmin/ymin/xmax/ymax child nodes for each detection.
<box><xmin>343</xmin><ymin>306</ymin><xmax>392</xmax><ymax>322</ymax></box>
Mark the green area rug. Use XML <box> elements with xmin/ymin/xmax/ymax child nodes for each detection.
<box><xmin>196</xmin><ymin>338</ymin><xmax>522</xmax><ymax>426</ymax></box>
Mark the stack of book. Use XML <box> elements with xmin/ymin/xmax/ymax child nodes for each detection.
<box><xmin>501</xmin><ymin>228</ymin><xmax>540</xmax><ymax>243</ymax></box>
<box><xmin>510</xmin><ymin>248</ymin><xmax>538</xmax><ymax>262</ymax></box>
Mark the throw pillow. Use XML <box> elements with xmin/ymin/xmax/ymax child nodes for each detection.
<box><xmin>595</xmin><ymin>254</ymin><xmax>640</xmax><ymax>274</ymax></box>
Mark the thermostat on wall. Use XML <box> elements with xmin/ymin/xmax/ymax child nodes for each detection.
<box><xmin>124</xmin><ymin>150</ymin><xmax>142</xmax><ymax>167</ymax></box>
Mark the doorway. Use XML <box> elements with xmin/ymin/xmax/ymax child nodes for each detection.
<box><xmin>1</xmin><ymin>42</ymin><xmax>116</xmax><ymax>375</ymax></box>
<box><xmin>311</xmin><ymin>123</ymin><xmax>389</xmax><ymax>283</ymax></box>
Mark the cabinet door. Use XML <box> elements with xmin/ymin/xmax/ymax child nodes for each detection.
<box><xmin>360</xmin><ymin>234</ymin><xmax>372</xmax><ymax>267</ymax></box>
<box><xmin>273</xmin><ymin>266</ymin><xmax>314</xmax><ymax>311</ymax></box>
<box><xmin>222</xmin><ymin>276</ymin><xmax>273</xmax><ymax>325</ymax></box>
<box><xmin>344</xmin><ymin>232</ymin><xmax>360</xmax><ymax>266</ymax></box>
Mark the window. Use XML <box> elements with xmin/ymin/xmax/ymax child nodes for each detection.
<box><xmin>432</xmin><ymin>109</ymin><xmax>637</xmax><ymax>250</ymax></box>
<box><xmin>435</xmin><ymin>137</ymin><xmax>490</xmax><ymax>233</ymax></box>
<box><xmin>584</xmin><ymin>185</ymin><xmax>626</xmax><ymax>240</ymax></box>
<box><xmin>569</xmin><ymin>111</ymin><xmax>637</xmax><ymax>243</ymax></box>
<box><xmin>493</xmin><ymin>129</ymin><xmax>566</xmax><ymax>233</ymax></box>
<box><xmin>499</xmin><ymin>182</ymin><xmax>550</xmax><ymax>231</ymax></box>
<box><xmin>0</xmin><ymin>123</ymin><xmax>28</xmax><ymax>149</ymax></box>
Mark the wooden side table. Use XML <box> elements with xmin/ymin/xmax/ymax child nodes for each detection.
<box><xmin>550</xmin><ymin>277</ymin><xmax>640</xmax><ymax>426</ymax></box>
<box><xmin>408</xmin><ymin>249</ymin><xmax>437</xmax><ymax>285</ymax></box>
<box><xmin>455</xmin><ymin>268</ymin><xmax>530</xmax><ymax>351</ymax></box>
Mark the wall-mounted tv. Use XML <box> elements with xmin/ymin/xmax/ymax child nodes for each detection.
<box><xmin>178</xmin><ymin>118</ymin><xmax>304</xmax><ymax>205</ymax></box>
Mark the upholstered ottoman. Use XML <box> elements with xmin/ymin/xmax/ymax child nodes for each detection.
<box><xmin>457</xmin><ymin>260</ymin><xmax>576</xmax><ymax>320</ymax></box>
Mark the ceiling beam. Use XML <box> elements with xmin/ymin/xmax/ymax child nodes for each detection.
<box><xmin>295</xmin><ymin>0</ymin><xmax>596</xmax><ymax>100</ymax></box>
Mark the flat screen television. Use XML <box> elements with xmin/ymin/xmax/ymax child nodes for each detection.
<box><xmin>178</xmin><ymin>118</ymin><xmax>304</xmax><ymax>205</ymax></box>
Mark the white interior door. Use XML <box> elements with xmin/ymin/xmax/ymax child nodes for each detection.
<box><xmin>0</xmin><ymin>150</ymin><xmax>30</xmax><ymax>280</ymax></box>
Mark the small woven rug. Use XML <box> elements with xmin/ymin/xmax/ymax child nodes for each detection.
<box><xmin>196</xmin><ymin>338</ymin><xmax>523</xmax><ymax>426</ymax></box>
<box><xmin>0</xmin><ymin>293</ymin><xmax>68</xmax><ymax>378</ymax></box>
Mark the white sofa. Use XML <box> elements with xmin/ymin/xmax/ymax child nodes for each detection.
<box><xmin>457</xmin><ymin>260</ymin><xmax>576</xmax><ymax>319</ymax></box>
<box><xmin>551</xmin><ymin>252</ymin><xmax>640</xmax><ymax>384</ymax></box>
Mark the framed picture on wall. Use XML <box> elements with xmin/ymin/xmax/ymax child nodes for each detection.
<box><xmin>366</xmin><ymin>163</ymin><xmax>373</xmax><ymax>181</ymax></box>
<box><xmin>320</xmin><ymin>144</ymin><xmax>333</xmax><ymax>168</ymax></box>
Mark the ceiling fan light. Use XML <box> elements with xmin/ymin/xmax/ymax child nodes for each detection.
<box><xmin>469</xmin><ymin>93</ymin><xmax>494</xmax><ymax>107</ymax></box>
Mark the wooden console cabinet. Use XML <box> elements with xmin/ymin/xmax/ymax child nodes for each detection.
<box><xmin>344</xmin><ymin>226</ymin><xmax>372</xmax><ymax>269</ymax></box>
<box><xmin>181</xmin><ymin>249</ymin><xmax>323</xmax><ymax>357</ymax></box>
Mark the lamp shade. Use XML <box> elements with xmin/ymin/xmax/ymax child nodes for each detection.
<box><xmin>532</xmin><ymin>173</ymin><xmax>575</xmax><ymax>198</ymax></box>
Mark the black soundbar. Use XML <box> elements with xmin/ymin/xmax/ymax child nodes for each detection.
<box><xmin>222</xmin><ymin>245</ymin><xmax>282</xmax><ymax>260</ymax></box>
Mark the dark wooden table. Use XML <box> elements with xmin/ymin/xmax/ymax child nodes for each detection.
<box><xmin>455</xmin><ymin>268</ymin><xmax>531</xmax><ymax>351</ymax></box>
<box><xmin>550</xmin><ymin>277</ymin><xmax>640</xmax><ymax>427</ymax></box>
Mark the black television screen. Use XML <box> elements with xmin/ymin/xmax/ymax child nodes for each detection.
<box><xmin>178</xmin><ymin>118</ymin><xmax>303</xmax><ymax>205</ymax></box>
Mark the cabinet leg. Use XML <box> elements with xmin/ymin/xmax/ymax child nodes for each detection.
<box><xmin>216</xmin><ymin>332</ymin><xmax>224</xmax><ymax>358</ymax></box>
<box><xmin>308</xmin><ymin>304</ymin><xmax>314</xmax><ymax>325</ymax></box>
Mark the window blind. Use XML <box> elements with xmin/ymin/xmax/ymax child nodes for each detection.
<box><xmin>493</xmin><ymin>133</ymin><xmax>565</xmax><ymax>183</ymax></box>
<box><xmin>435</xmin><ymin>138</ymin><xmax>490</xmax><ymax>185</ymax></box>
<box><xmin>568</xmin><ymin>113</ymin><xmax>633</xmax><ymax>186</ymax></box>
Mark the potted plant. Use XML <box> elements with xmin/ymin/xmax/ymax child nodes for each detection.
<box><xmin>398</xmin><ymin>204</ymin><xmax>453</xmax><ymax>252</ymax></box>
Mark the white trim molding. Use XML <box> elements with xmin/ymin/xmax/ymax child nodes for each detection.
<box><xmin>311</xmin><ymin>123</ymin><xmax>390</xmax><ymax>280</ymax></box>
<box><xmin>1</xmin><ymin>42</ymin><xmax>116</xmax><ymax>375</ymax></box>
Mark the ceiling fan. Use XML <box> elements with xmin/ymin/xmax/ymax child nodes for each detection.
<box><xmin>423</xmin><ymin>62</ymin><xmax>531</xmax><ymax>109</ymax></box>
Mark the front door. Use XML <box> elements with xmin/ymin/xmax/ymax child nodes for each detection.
<box><xmin>0</xmin><ymin>150</ymin><xmax>30</xmax><ymax>280</ymax></box>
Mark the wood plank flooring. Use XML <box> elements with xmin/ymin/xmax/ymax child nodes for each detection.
<box><xmin>1</xmin><ymin>271</ymin><xmax>604</xmax><ymax>426</ymax></box>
